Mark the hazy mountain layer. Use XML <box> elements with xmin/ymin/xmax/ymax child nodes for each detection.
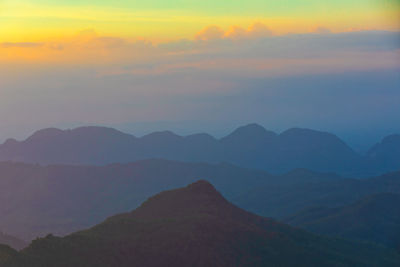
<box><xmin>0</xmin><ymin>160</ymin><xmax>398</xmax><ymax>243</ymax></box>
<box><xmin>235</xmin><ymin>170</ymin><xmax>400</xmax><ymax>218</ymax></box>
<box><xmin>0</xmin><ymin>160</ymin><xmax>273</xmax><ymax>240</ymax></box>
<box><xmin>1</xmin><ymin>124</ymin><xmax>398</xmax><ymax>176</ymax></box>
<box><xmin>2</xmin><ymin>181</ymin><xmax>399</xmax><ymax>267</ymax></box>
<box><xmin>285</xmin><ymin>193</ymin><xmax>400</xmax><ymax>250</ymax></box>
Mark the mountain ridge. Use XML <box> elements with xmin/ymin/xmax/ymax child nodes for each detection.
<box><xmin>285</xmin><ymin>192</ymin><xmax>400</xmax><ymax>250</ymax></box>
<box><xmin>1</xmin><ymin>123</ymin><xmax>397</xmax><ymax>176</ymax></box>
<box><xmin>0</xmin><ymin>159</ymin><xmax>399</xmax><ymax>242</ymax></box>
<box><xmin>2</xmin><ymin>181</ymin><xmax>399</xmax><ymax>267</ymax></box>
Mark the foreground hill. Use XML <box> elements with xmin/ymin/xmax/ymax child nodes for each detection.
<box><xmin>0</xmin><ymin>245</ymin><xmax>19</xmax><ymax>266</ymax></box>
<box><xmin>2</xmin><ymin>181</ymin><xmax>399</xmax><ymax>267</ymax></box>
<box><xmin>0</xmin><ymin>160</ymin><xmax>274</xmax><ymax>240</ymax></box>
<box><xmin>285</xmin><ymin>193</ymin><xmax>400</xmax><ymax>250</ymax></box>
<box><xmin>0</xmin><ymin>124</ymin><xmax>378</xmax><ymax>176</ymax></box>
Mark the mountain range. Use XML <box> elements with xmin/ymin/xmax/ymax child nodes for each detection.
<box><xmin>0</xmin><ymin>159</ymin><xmax>271</xmax><ymax>241</ymax></box>
<box><xmin>0</xmin><ymin>159</ymin><xmax>399</xmax><ymax>246</ymax></box>
<box><xmin>1</xmin><ymin>181</ymin><xmax>399</xmax><ymax>267</ymax></box>
<box><xmin>235</xmin><ymin>170</ymin><xmax>400</xmax><ymax>218</ymax></box>
<box><xmin>0</xmin><ymin>124</ymin><xmax>399</xmax><ymax>176</ymax></box>
<box><xmin>285</xmin><ymin>193</ymin><xmax>400</xmax><ymax>251</ymax></box>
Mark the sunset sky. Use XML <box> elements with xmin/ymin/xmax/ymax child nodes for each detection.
<box><xmin>0</xmin><ymin>0</ymin><xmax>399</xmax><ymax>148</ymax></box>
<box><xmin>1</xmin><ymin>0</ymin><xmax>399</xmax><ymax>41</ymax></box>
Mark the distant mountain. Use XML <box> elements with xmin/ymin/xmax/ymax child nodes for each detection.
<box><xmin>285</xmin><ymin>193</ymin><xmax>400</xmax><ymax>251</ymax></box>
<box><xmin>0</xmin><ymin>126</ymin><xmax>138</xmax><ymax>165</ymax></box>
<box><xmin>0</xmin><ymin>124</ymin><xmax>382</xmax><ymax>176</ymax></box>
<box><xmin>0</xmin><ymin>233</ymin><xmax>26</xmax><ymax>250</ymax></box>
<box><xmin>267</xmin><ymin>128</ymin><xmax>362</xmax><ymax>174</ymax></box>
<box><xmin>367</xmin><ymin>134</ymin><xmax>400</xmax><ymax>173</ymax></box>
<box><xmin>2</xmin><ymin>181</ymin><xmax>399</xmax><ymax>267</ymax></box>
<box><xmin>233</xmin><ymin>170</ymin><xmax>400</xmax><ymax>218</ymax></box>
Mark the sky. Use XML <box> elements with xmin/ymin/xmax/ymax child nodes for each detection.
<box><xmin>0</xmin><ymin>0</ymin><xmax>399</xmax><ymax>149</ymax></box>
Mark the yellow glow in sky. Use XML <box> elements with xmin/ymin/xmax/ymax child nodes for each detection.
<box><xmin>0</xmin><ymin>0</ymin><xmax>399</xmax><ymax>42</ymax></box>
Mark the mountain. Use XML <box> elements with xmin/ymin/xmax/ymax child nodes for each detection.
<box><xmin>0</xmin><ymin>160</ymin><xmax>273</xmax><ymax>241</ymax></box>
<box><xmin>233</xmin><ymin>170</ymin><xmax>400</xmax><ymax>218</ymax></box>
<box><xmin>285</xmin><ymin>193</ymin><xmax>400</xmax><ymax>250</ymax></box>
<box><xmin>0</xmin><ymin>233</ymin><xmax>26</xmax><ymax>250</ymax></box>
<box><xmin>272</xmin><ymin>128</ymin><xmax>361</xmax><ymax>174</ymax></box>
<box><xmin>367</xmin><ymin>134</ymin><xmax>400</xmax><ymax>173</ymax></box>
<box><xmin>0</xmin><ymin>159</ymin><xmax>399</xmax><ymax>242</ymax></box>
<box><xmin>0</xmin><ymin>124</ymin><xmax>379</xmax><ymax>176</ymax></box>
<box><xmin>2</xmin><ymin>181</ymin><xmax>399</xmax><ymax>267</ymax></box>
<box><xmin>0</xmin><ymin>126</ymin><xmax>138</xmax><ymax>165</ymax></box>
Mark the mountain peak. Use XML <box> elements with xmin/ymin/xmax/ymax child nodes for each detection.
<box><xmin>281</xmin><ymin>127</ymin><xmax>328</xmax><ymax>137</ymax></box>
<box><xmin>141</xmin><ymin>131</ymin><xmax>182</xmax><ymax>141</ymax></box>
<box><xmin>186</xmin><ymin>180</ymin><xmax>218</xmax><ymax>194</ymax></box>
<box><xmin>222</xmin><ymin>123</ymin><xmax>277</xmax><ymax>142</ymax></box>
<box><xmin>280</xmin><ymin>128</ymin><xmax>351</xmax><ymax>148</ymax></box>
<box><xmin>2</xmin><ymin>138</ymin><xmax>18</xmax><ymax>146</ymax></box>
<box><xmin>26</xmin><ymin>128</ymin><xmax>64</xmax><ymax>141</ymax></box>
<box><xmin>25</xmin><ymin>126</ymin><xmax>134</xmax><ymax>143</ymax></box>
<box><xmin>72</xmin><ymin>126</ymin><xmax>132</xmax><ymax>136</ymax></box>
<box><xmin>232</xmin><ymin>123</ymin><xmax>268</xmax><ymax>134</ymax></box>
<box><xmin>124</xmin><ymin>180</ymin><xmax>236</xmax><ymax>220</ymax></box>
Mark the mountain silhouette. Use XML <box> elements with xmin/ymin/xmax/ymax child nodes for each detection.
<box><xmin>234</xmin><ymin>170</ymin><xmax>400</xmax><ymax>218</ymax></box>
<box><xmin>2</xmin><ymin>181</ymin><xmax>399</xmax><ymax>267</ymax></box>
<box><xmin>0</xmin><ymin>160</ymin><xmax>399</xmax><ymax>242</ymax></box>
<box><xmin>0</xmin><ymin>232</ymin><xmax>26</xmax><ymax>250</ymax></box>
<box><xmin>0</xmin><ymin>126</ymin><xmax>137</xmax><ymax>165</ymax></box>
<box><xmin>1</xmin><ymin>123</ymin><xmax>392</xmax><ymax>176</ymax></box>
<box><xmin>220</xmin><ymin>123</ymin><xmax>277</xmax><ymax>145</ymax></box>
<box><xmin>367</xmin><ymin>134</ymin><xmax>400</xmax><ymax>173</ymax></box>
<box><xmin>285</xmin><ymin>193</ymin><xmax>400</xmax><ymax>251</ymax></box>
<box><xmin>0</xmin><ymin>160</ymin><xmax>273</xmax><ymax>240</ymax></box>
<box><xmin>0</xmin><ymin>245</ymin><xmax>20</xmax><ymax>266</ymax></box>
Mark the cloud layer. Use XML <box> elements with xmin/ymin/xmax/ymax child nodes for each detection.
<box><xmin>2</xmin><ymin>25</ymin><xmax>399</xmax><ymax>77</ymax></box>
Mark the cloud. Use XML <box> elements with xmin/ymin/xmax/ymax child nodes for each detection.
<box><xmin>0</xmin><ymin>27</ymin><xmax>399</xmax><ymax>75</ymax></box>
<box><xmin>88</xmin><ymin>30</ymin><xmax>400</xmax><ymax>78</ymax></box>
<box><xmin>195</xmin><ymin>25</ymin><xmax>225</xmax><ymax>41</ymax></box>
<box><xmin>225</xmin><ymin>26</ymin><xmax>248</xmax><ymax>39</ymax></box>
<box><xmin>247</xmin><ymin>22</ymin><xmax>273</xmax><ymax>37</ymax></box>
<box><xmin>223</xmin><ymin>22</ymin><xmax>273</xmax><ymax>40</ymax></box>
<box><xmin>313</xmin><ymin>27</ymin><xmax>332</xmax><ymax>34</ymax></box>
<box><xmin>1</xmin><ymin>42</ymin><xmax>43</xmax><ymax>48</ymax></box>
